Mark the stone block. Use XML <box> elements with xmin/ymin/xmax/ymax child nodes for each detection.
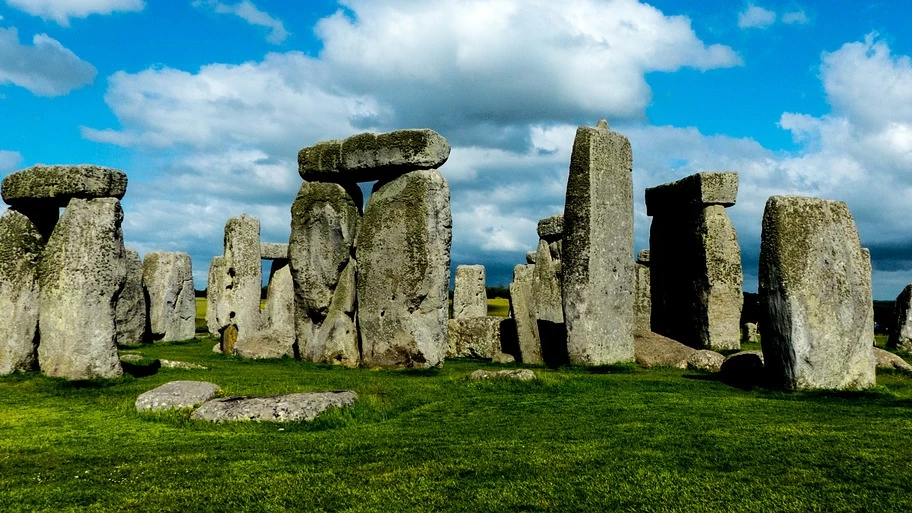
<box><xmin>536</xmin><ymin>214</ymin><xmax>563</xmax><ymax>242</ymax></box>
<box><xmin>142</xmin><ymin>251</ymin><xmax>195</xmax><ymax>342</ymax></box>
<box><xmin>260</xmin><ymin>242</ymin><xmax>288</xmax><ymax>260</ymax></box>
<box><xmin>220</xmin><ymin>214</ymin><xmax>262</xmax><ymax>340</ymax></box>
<box><xmin>453</xmin><ymin>264</ymin><xmax>487</xmax><ymax>319</ymax></box>
<box><xmin>0</xmin><ymin>209</ymin><xmax>42</xmax><ymax>374</ymax></box>
<box><xmin>115</xmin><ymin>248</ymin><xmax>148</xmax><ymax>346</ymax></box>
<box><xmin>2</xmin><ymin>164</ymin><xmax>127</xmax><ymax>207</ymax></box>
<box><xmin>644</xmin><ymin>171</ymin><xmax>738</xmax><ymax>216</ymax></box>
<box><xmin>446</xmin><ymin>316</ymin><xmax>509</xmax><ymax>359</ymax></box>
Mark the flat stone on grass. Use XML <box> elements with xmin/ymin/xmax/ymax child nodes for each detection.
<box><xmin>470</xmin><ymin>369</ymin><xmax>537</xmax><ymax>381</ymax></box>
<box><xmin>135</xmin><ymin>381</ymin><xmax>221</xmax><ymax>412</ymax></box>
<box><xmin>190</xmin><ymin>391</ymin><xmax>358</xmax><ymax>423</ymax></box>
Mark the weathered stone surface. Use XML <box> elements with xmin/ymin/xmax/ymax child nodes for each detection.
<box><xmin>115</xmin><ymin>248</ymin><xmax>147</xmax><ymax>346</ymax></box>
<box><xmin>357</xmin><ymin>170</ymin><xmax>452</xmax><ymax>368</ymax></box>
<box><xmin>453</xmin><ymin>265</ymin><xmax>487</xmax><ymax>319</ymax></box>
<box><xmin>38</xmin><ymin>198</ymin><xmax>125</xmax><ymax>380</ymax></box>
<box><xmin>205</xmin><ymin>256</ymin><xmax>226</xmax><ymax>337</ymax></box>
<box><xmin>142</xmin><ymin>251</ymin><xmax>195</xmax><ymax>342</ymax></box>
<box><xmin>218</xmin><ymin>215</ymin><xmax>262</xmax><ymax>340</ymax></box>
<box><xmin>549</xmin><ymin>240</ymin><xmax>562</xmax><ymax>261</ymax></box>
<box><xmin>0</xmin><ymin>209</ymin><xmax>42</xmax><ymax>374</ymax></box>
<box><xmin>644</xmin><ymin>171</ymin><xmax>738</xmax><ymax>216</ymax></box>
<box><xmin>135</xmin><ymin>381</ymin><xmax>221</xmax><ymax>412</ymax></box>
<box><xmin>289</xmin><ymin>182</ymin><xmax>361</xmax><ymax>367</ymax></box>
<box><xmin>446</xmin><ymin>317</ymin><xmax>510</xmax><ymax>359</ymax></box>
<box><xmin>637</xmin><ymin>250</ymin><xmax>650</xmax><ymax>265</ymax></box>
<box><xmin>720</xmin><ymin>351</ymin><xmax>765</xmax><ymax>388</ymax></box>
<box><xmin>470</xmin><ymin>369</ymin><xmax>537</xmax><ymax>381</ymax></box>
<box><xmin>509</xmin><ymin>264</ymin><xmax>542</xmax><ymax>365</ymax></box>
<box><xmin>299</xmin><ymin>129</ymin><xmax>450</xmax><ymax>182</ymax></box>
<box><xmin>525</xmin><ymin>251</ymin><xmax>537</xmax><ymax>264</ymax></box>
<box><xmin>159</xmin><ymin>359</ymin><xmax>207</xmax><ymax>370</ymax></box>
<box><xmin>260</xmin><ymin>242</ymin><xmax>288</xmax><ymax>260</ymax></box>
<box><xmin>562</xmin><ymin>121</ymin><xmax>634</xmax><ymax>365</ymax></box>
<box><xmin>873</xmin><ymin>347</ymin><xmax>912</xmax><ymax>374</ymax></box>
<box><xmin>2</xmin><ymin>164</ymin><xmax>127</xmax><ymax>206</ymax></box>
<box><xmin>191</xmin><ymin>391</ymin><xmax>358</xmax><ymax>423</ymax></box>
<box><xmin>532</xmin><ymin>238</ymin><xmax>566</xmax><ymax>366</ymax></box>
<box><xmin>759</xmin><ymin>195</ymin><xmax>875</xmax><ymax>390</ymax></box>
<box><xmin>634</xmin><ymin>330</ymin><xmax>695</xmax><ymax>369</ymax></box>
<box><xmin>264</xmin><ymin>259</ymin><xmax>295</xmax><ymax>337</ymax></box>
<box><xmin>220</xmin><ymin>324</ymin><xmax>238</xmax><ymax>355</ymax></box>
<box><xmin>537</xmin><ymin>214</ymin><xmax>563</xmax><ymax>242</ymax></box>
<box><xmin>687</xmin><ymin>350</ymin><xmax>725</xmax><ymax>373</ymax></box>
<box><xmin>889</xmin><ymin>284</ymin><xmax>912</xmax><ymax>351</ymax></box>
<box><xmin>233</xmin><ymin>329</ymin><xmax>297</xmax><ymax>359</ymax></box>
<box><xmin>650</xmin><ymin>202</ymin><xmax>742</xmax><ymax>351</ymax></box>
<box><xmin>634</xmin><ymin>261</ymin><xmax>651</xmax><ymax>332</ymax></box>
<box><xmin>741</xmin><ymin>322</ymin><xmax>759</xmax><ymax>343</ymax></box>
<box><xmin>492</xmin><ymin>352</ymin><xmax>516</xmax><ymax>364</ymax></box>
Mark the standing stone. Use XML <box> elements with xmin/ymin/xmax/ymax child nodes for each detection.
<box><xmin>115</xmin><ymin>248</ymin><xmax>148</xmax><ymax>346</ymax></box>
<box><xmin>289</xmin><ymin>182</ymin><xmax>361</xmax><ymax>367</ymax></box>
<box><xmin>264</xmin><ymin>259</ymin><xmax>295</xmax><ymax>338</ymax></box>
<box><xmin>358</xmin><ymin>169</ymin><xmax>452</xmax><ymax>368</ymax></box>
<box><xmin>206</xmin><ymin>256</ymin><xmax>227</xmax><ymax>337</ymax></box>
<box><xmin>741</xmin><ymin>322</ymin><xmax>759</xmax><ymax>344</ymax></box>
<box><xmin>889</xmin><ymin>284</ymin><xmax>912</xmax><ymax>352</ymax></box>
<box><xmin>446</xmin><ymin>317</ymin><xmax>509</xmax><ymax>359</ymax></box>
<box><xmin>0</xmin><ymin>210</ymin><xmax>43</xmax><ymax>374</ymax></box>
<box><xmin>646</xmin><ymin>172</ymin><xmax>743</xmax><ymax>350</ymax></box>
<box><xmin>453</xmin><ymin>265</ymin><xmax>487</xmax><ymax>319</ymax></box>
<box><xmin>38</xmin><ymin>198</ymin><xmax>125</xmax><ymax>380</ymax></box>
<box><xmin>759</xmin><ymin>195</ymin><xmax>875</xmax><ymax>390</ymax></box>
<box><xmin>532</xmin><ymin>237</ymin><xmax>566</xmax><ymax>366</ymax></box>
<box><xmin>562</xmin><ymin>120</ymin><xmax>634</xmax><ymax>365</ymax></box>
<box><xmin>509</xmin><ymin>264</ymin><xmax>542</xmax><ymax>364</ymax></box>
<box><xmin>537</xmin><ymin>215</ymin><xmax>563</xmax><ymax>242</ymax></box>
<box><xmin>219</xmin><ymin>215</ymin><xmax>262</xmax><ymax>340</ymax></box>
<box><xmin>634</xmin><ymin>250</ymin><xmax>651</xmax><ymax>332</ymax></box>
<box><xmin>142</xmin><ymin>251</ymin><xmax>195</xmax><ymax>342</ymax></box>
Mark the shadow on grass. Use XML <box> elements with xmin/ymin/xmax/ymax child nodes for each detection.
<box><xmin>585</xmin><ymin>363</ymin><xmax>639</xmax><ymax>374</ymax></box>
<box><xmin>121</xmin><ymin>360</ymin><xmax>161</xmax><ymax>378</ymax></box>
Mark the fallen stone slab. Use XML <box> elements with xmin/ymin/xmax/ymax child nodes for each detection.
<box><xmin>159</xmin><ymin>359</ymin><xmax>207</xmax><ymax>370</ymax></box>
<box><xmin>190</xmin><ymin>391</ymin><xmax>358</xmax><ymax>423</ymax></box>
<box><xmin>232</xmin><ymin>329</ymin><xmax>296</xmax><ymax>359</ymax></box>
<box><xmin>2</xmin><ymin>164</ymin><xmax>127</xmax><ymax>206</ymax></box>
<box><xmin>470</xmin><ymin>369</ymin><xmax>537</xmax><ymax>381</ymax></box>
<box><xmin>873</xmin><ymin>347</ymin><xmax>912</xmax><ymax>374</ymax></box>
<box><xmin>634</xmin><ymin>330</ymin><xmax>695</xmax><ymax>369</ymax></box>
<box><xmin>644</xmin><ymin>171</ymin><xmax>738</xmax><ymax>216</ymax></box>
<box><xmin>299</xmin><ymin>129</ymin><xmax>450</xmax><ymax>182</ymax></box>
<box><xmin>135</xmin><ymin>381</ymin><xmax>221</xmax><ymax>412</ymax></box>
<box><xmin>687</xmin><ymin>350</ymin><xmax>725</xmax><ymax>373</ymax></box>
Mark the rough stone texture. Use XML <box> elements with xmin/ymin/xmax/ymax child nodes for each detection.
<box><xmin>38</xmin><ymin>198</ymin><xmax>125</xmax><ymax>380</ymax></box>
<box><xmin>453</xmin><ymin>265</ymin><xmax>487</xmax><ymax>319</ymax></box>
<box><xmin>634</xmin><ymin>261</ymin><xmax>651</xmax><ymax>332</ymax></box>
<box><xmin>142</xmin><ymin>251</ymin><xmax>195</xmax><ymax>342</ymax></box>
<box><xmin>525</xmin><ymin>251</ymin><xmax>537</xmax><ymax>264</ymax></box>
<box><xmin>219</xmin><ymin>215</ymin><xmax>263</xmax><ymax>340</ymax></box>
<box><xmin>741</xmin><ymin>322</ymin><xmax>759</xmax><ymax>343</ymax></box>
<box><xmin>357</xmin><ymin>169</ymin><xmax>452</xmax><ymax>368</ymax></box>
<box><xmin>446</xmin><ymin>317</ymin><xmax>509</xmax><ymax>359</ymax></box>
<box><xmin>687</xmin><ymin>350</ymin><xmax>725</xmax><ymax>373</ymax></box>
<box><xmin>537</xmin><ymin>214</ymin><xmax>563</xmax><ymax>242</ymax></box>
<box><xmin>492</xmin><ymin>352</ymin><xmax>516</xmax><ymax>364</ymax></box>
<box><xmin>649</xmin><ymin>201</ymin><xmax>743</xmax><ymax>351</ymax></box>
<box><xmin>220</xmin><ymin>324</ymin><xmax>238</xmax><ymax>355</ymax></box>
<box><xmin>2</xmin><ymin>164</ymin><xmax>128</xmax><ymax>206</ymax></box>
<box><xmin>562</xmin><ymin>121</ymin><xmax>634</xmax><ymax>365</ymax></box>
<box><xmin>299</xmin><ymin>129</ymin><xmax>450</xmax><ymax>182</ymax></box>
<box><xmin>205</xmin><ymin>256</ymin><xmax>227</xmax><ymax>337</ymax></box>
<box><xmin>470</xmin><ymin>369</ymin><xmax>537</xmax><ymax>381</ymax></box>
<box><xmin>888</xmin><ymin>284</ymin><xmax>912</xmax><ymax>351</ymax></box>
<box><xmin>873</xmin><ymin>347</ymin><xmax>912</xmax><ymax>374</ymax></box>
<box><xmin>509</xmin><ymin>264</ymin><xmax>542</xmax><ymax>365</ymax></box>
<box><xmin>289</xmin><ymin>182</ymin><xmax>361</xmax><ymax>367</ymax></box>
<box><xmin>644</xmin><ymin>171</ymin><xmax>738</xmax><ymax>216</ymax></box>
<box><xmin>260</xmin><ymin>242</ymin><xmax>288</xmax><ymax>260</ymax></box>
<box><xmin>233</xmin><ymin>329</ymin><xmax>297</xmax><ymax>359</ymax></box>
<box><xmin>159</xmin><ymin>359</ymin><xmax>207</xmax><ymax>370</ymax></box>
<box><xmin>720</xmin><ymin>351</ymin><xmax>765</xmax><ymax>388</ymax></box>
<box><xmin>191</xmin><ymin>391</ymin><xmax>357</xmax><ymax>423</ymax></box>
<box><xmin>532</xmin><ymin>238</ymin><xmax>566</xmax><ymax>366</ymax></box>
<box><xmin>0</xmin><ymin>210</ymin><xmax>43</xmax><ymax>374</ymax></box>
<box><xmin>634</xmin><ymin>330</ymin><xmax>696</xmax><ymax>369</ymax></box>
<box><xmin>135</xmin><ymin>381</ymin><xmax>221</xmax><ymax>412</ymax></box>
<box><xmin>263</xmin><ymin>259</ymin><xmax>295</xmax><ymax>337</ymax></box>
<box><xmin>637</xmin><ymin>250</ymin><xmax>650</xmax><ymax>265</ymax></box>
<box><xmin>115</xmin><ymin>248</ymin><xmax>147</xmax><ymax>346</ymax></box>
<box><xmin>759</xmin><ymin>195</ymin><xmax>875</xmax><ymax>390</ymax></box>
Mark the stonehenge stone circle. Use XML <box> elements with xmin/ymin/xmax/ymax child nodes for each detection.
<box><xmin>634</xmin><ymin>249</ymin><xmax>651</xmax><ymax>333</ymax></box>
<box><xmin>509</xmin><ymin>263</ymin><xmax>543</xmax><ymax>364</ymax></box>
<box><xmin>759</xmin><ymin>195</ymin><xmax>875</xmax><ymax>390</ymax></box>
<box><xmin>646</xmin><ymin>172</ymin><xmax>743</xmax><ymax>351</ymax></box>
<box><xmin>1</xmin><ymin>164</ymin><xmax>127</xmax><ymax>205</ymax></box>
<box><xmin>453</xmin><ymin>264</ymin><xmax>487</xmax><ymax>319</ymax></box>
<box><xmin>38</xmin><ymin>198</ymin><xmax>126</xmax><ymax>380</ymax></box>
<box><xmin>219</xmin><ymin>215</ymin><xmax>263</xmax><ymax>340</ymax></box>
<box><xmin>0</xmin><ymin>210</ymin><xmax>43</xmax><ymax>374</ymax></box>
<box><xmin>562</xmin><ymin>120</ymin><xmax>634</xmax><ymax>365</ymax></box>
<box><xmin>115</xmin><ymin>248</ymin><xmax>148</xmax><ymax>346</ymax></box>
<box><xmin>299</xmin><ymin>129</ymin><xmax>450</xmax><ymax>182</ymax></box>
<box><xmin>889</xmin><ymin>284</ymin><xmax>912</xmax><ymax>352</ymax></box>
<box><xmin>358</xmin><ymin>169</ymin><xmax>452</xmax><ymax>368</ymax></box>
<box><xmin>142</xmin><ymin>251</ymin><xmax>195</xmax><ymax>342</ymax></box>
<box><xmin>289</xmin><ymin>182</ymin><xmax>361</xmax><ymax>367</ymax></box>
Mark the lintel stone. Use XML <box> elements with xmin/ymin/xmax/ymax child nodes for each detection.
<box><xmin>644</xmin><ymin>172</ymin><xmax>738</xmax><ymax>216</ymax></box>
<box><xmin>2</xmin><ymin>165</ymin><xmax>127</xmax><ymax>206</ymax></box>
<box><xmin>260</xmin><ymin>242</ymin><xmax>289</xmax><ymax>260</ymax></box>
<box><xmin>536</xmin><ymin>214</ymin><xmax>563</xmax><ymax>242</ymax></box>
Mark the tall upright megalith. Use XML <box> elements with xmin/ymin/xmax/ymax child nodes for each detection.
<box><xmin>142</xmin><ymin>251</ymin><xmax>195</xmax><ymax>342</ymax></box>
<box><xmin>889</xmin><ymin>284</ymin><xmax>912</xmax><ymax>352</ymax></box>
<box><xmin>219</xmin><ymin>215</ymin><xmax>262</xmax><ymax>340</ymax></box>
<box><xmin>453</xmin><ymin>265</ymin><xmax>487</xmax><ymax>319</ymax></box>
<box><xmin>0</xmin><ymin>210</ymin><xmax>43</xmax><ymax>374</ymax></box>
<box><xmin>646</xmin><ymin>172</ymin><xmax>743</xmax><ymax>350</ymax></box>
<box><xmin>38</xmin><ymin>198</ymin><xmax>126</xmax><ymax>380</ymax></box>
<box><xmin>561</xmin><ymin>120</ymin><xmax>634</xmax><ymax>365</ymax></box>
<box><xmin>115</xmin><ymin>248</ymin><xmax>148</xmax><ymax>346</ymax></box>
<box><xmin>634</xmin><ymin>250</ymin><xmax>651</xmax><ymax>332</ymax></box>
<box><xmin>759</xmin><ymin>195</ymin><xmax>874</xmax><ymax>390</ymax></box>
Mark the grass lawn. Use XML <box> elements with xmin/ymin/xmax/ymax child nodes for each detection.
<box><xmin>487</xmin><ymin>297</ymin><xmax>510</xmax><ymax>317</ymax></box>
<box><xmin>2</xmin><ymin>335</ymin><xmax>912</xmax><ymax>512</ymax></box>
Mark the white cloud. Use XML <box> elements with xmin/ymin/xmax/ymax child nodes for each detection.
<box><xmin>6</xmin><ymin>0</ymin><xmax>145</xmax><ymax>26</ymax></box>
<box><xmin>0</xmin><ymin>149</ymin><xmax>22</xmax><ymax>173</ymax></box>
<box><xmin>194</xmin><ymin>0</ymin><xmax>289</xmax><ymax>44</ymax></box>
<box><xmin>0</xmin><ymin>27</ymin><xmax>96</xmax><ymax>96</ymax></box>
<box><xmin>738</xmin><ymin>4</ymin><xmax>776</xmax><ymax>29</ymax></box>
<box><xmin>781</xmin><ymin>10</ymin><xmax>809</xmax><ymax>25</ymax></box>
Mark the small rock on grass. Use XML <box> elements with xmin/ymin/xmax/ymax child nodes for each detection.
<box><xmin>873</xmin><ymin>347</ymin><xmax>912</xmax><ymax>374</ymax></box>
<box><xmin>159</xmin><ymin>359</ymin><xmax>207</xmax><ymax>370</ymax></box>
<box><xmin>470</xmin><ymin>369</ymin><xmax>536</xmax><ymax>381</ymax></box>
<box><xmin>687</xmin><ymin>350</ymin><xmax>725</xmax><ymax>373</ymax></box>
<box><xmin>135</xmin><ymin>381</ymin><xmax>221</xmax><ymax>412</ymax></box>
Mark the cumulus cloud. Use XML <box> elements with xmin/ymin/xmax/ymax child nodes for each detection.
<box><xmin>781</xmin><ymin>10</ymin><xmax>809</xmax><ymax>25</ymax></box>
<box><xmin>738</xmin><ymin>4</ymin><xmax>776</xmax><ymax>29</ymax></box>
<box><xmin>0</xmin><ymin>27</ymin><xmax>96</xmax><ymax>96</ymax></box>
<box><xmin>194</xmin><ymin>0</ymin><xmax>289</xmax><ymax>44</ymax></box>
<box><xmin>6</xmin><ymin>0</ymin><xmax>145</xmax><ymax>26</ymax></box>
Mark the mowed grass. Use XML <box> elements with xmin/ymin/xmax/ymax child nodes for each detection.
<box><xmin>2</xmin><ymin>334</ymin><xmax>912</xmax><ymax>513</ymax></box>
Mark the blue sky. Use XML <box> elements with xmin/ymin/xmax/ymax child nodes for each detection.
<box><xmin>1</xmin><ymin>0</ymin><xmax>911</xmax><ymax>299</ymax></box>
